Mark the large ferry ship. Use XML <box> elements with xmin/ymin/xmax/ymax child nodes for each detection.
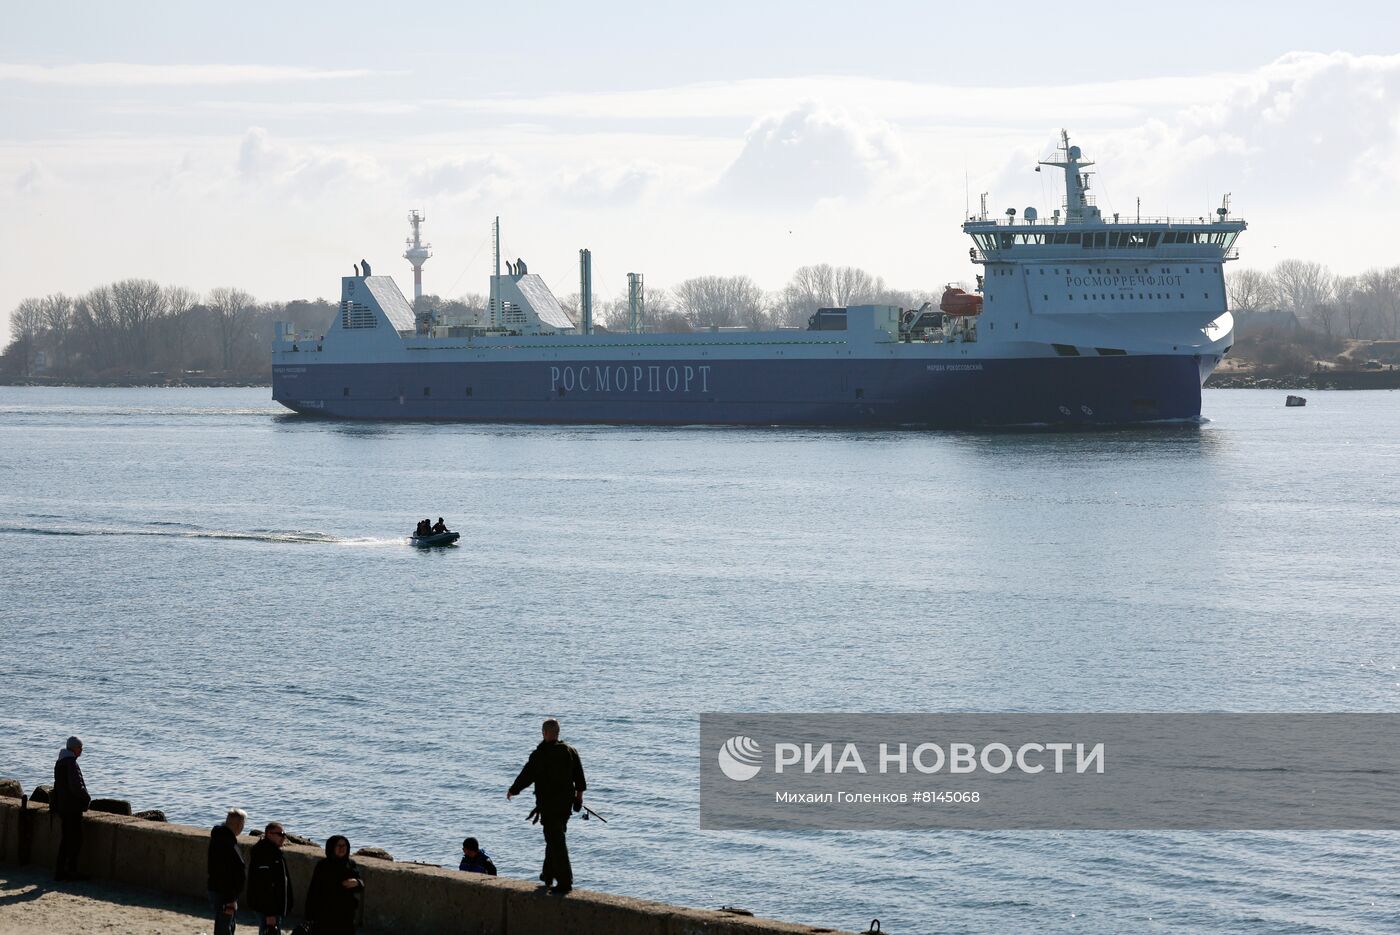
<box><xmin>272</xmin><ymin>133</ymin><xmax>1244</xmax><ymax>426</ymax></box>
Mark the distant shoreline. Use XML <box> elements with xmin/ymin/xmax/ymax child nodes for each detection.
<box><xmin>1205</xmin><ymin>370</ymin><xmax>1400</xmax><ymax>390</ymax></box>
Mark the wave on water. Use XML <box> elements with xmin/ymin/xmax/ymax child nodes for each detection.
<box><xmin>0</xmin><ymin>521</ymin><xmax>399</xmax><ymax>547</ymax></box>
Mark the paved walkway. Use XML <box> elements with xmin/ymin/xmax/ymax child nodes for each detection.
<box><xmin>0</xmin><ymin>864</ymin><xmax>326</xmax><ymax>935</ymax></box>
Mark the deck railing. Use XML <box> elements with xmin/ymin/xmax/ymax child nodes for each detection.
<box><xmin>965</xmin><ymin>215</ymin><xmax>1245</xmax><ymax>228</ymax></box>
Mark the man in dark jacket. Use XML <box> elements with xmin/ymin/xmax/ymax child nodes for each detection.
<box><xmin>208</xmin><ymin>808</ymin><xmax>247</xmax><ymax>935</ymax></box>
<box><xmin>507</xmin><ymin>718</ymin><xmax>586</xmax><ymax>894</ymax></box>
<box><xmin>247</xmin><ymin>822</ymin><xmax>293</xmax><ymax>935</ymax></box>
<box><xmin>52</xmin><ymin>736</ymin><xmax>91</xmax><ymax>881</ymax></box>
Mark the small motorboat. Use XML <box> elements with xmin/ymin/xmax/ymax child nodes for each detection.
<box><xmin>410</xmin><ymin>530</ymin><xmax>460</xmax><ymax>548</ymax></box>
<box><xmin>1285</xmin><ymin>395</ymin><xmax>1307</xmax><ymax>407</ymax></box>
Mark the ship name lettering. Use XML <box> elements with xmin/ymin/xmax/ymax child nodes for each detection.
<box><xmin>1065</xmin><ymin>274</ymin><xmax>1184</xmax><ymax>288</ymax></box>
<box><xmin>551</xmin><ymin>363</ymin><xmax>713</xmax><ymax>394</ymax></box>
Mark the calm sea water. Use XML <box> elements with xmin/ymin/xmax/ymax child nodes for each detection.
<box><xmin>2</xmin><ymin>387</ymin><xmax>1398</xmax><ymax>934</ymax></box>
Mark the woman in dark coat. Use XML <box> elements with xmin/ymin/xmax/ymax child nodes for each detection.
<box><xmin>304</xmin><ymin>835</ymin><xmax>364</xmax><ymax>934</ymax></box>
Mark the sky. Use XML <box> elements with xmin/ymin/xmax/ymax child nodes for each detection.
<box><xmin>5</xmin><ymin>0</ymin><xmax>1400</xmax><ymax>342</ymax></box>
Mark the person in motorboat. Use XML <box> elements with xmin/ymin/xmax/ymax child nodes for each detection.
<box><xmin>431</xmin><ymin>518</ymin><xmax>448</xmax><ymax>534</ymax></box>
<box><xmin>414</xmin><ymin>519</ymin><xmax>431</xmax><ymax>537</ymax></box>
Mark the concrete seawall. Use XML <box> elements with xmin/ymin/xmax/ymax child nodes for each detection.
<box><xmin>0</xmin><ymin>797</ymin><xmax>854</xmax><ymax>934</ymax></box>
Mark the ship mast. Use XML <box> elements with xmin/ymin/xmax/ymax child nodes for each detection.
<box><xmin>1038</xmin><ymin>130</ymin><xmax>1101</xmax><ymax>223</ymax></box>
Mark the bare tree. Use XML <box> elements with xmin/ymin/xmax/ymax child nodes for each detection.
<box><xmin>39</xmin><ymin>294</ymin><xmax>75</xmax><ymax>373</ymax></box>
<box><xmin>8</xmin><ymin>298</ymin><xmax>45</xmax><ymax>375</ymax></box>
<box><xmin>111</xmin><ymin>279</ymin><xmax>166</xmax><ymax>369</ymax></box>
<box><xmin>773</xmin><ymin>264</ymin><xmax>889</xmax><ymax>327</ymax></box>
<box><xmin>75</xmin><ymin>285</ymin><xmax>119</xmax><ymax>372</ymax></box>
<box><xmin>206</xmin><ymin>287</ymin><xmax>255</xmax><ymax>372</ymax></box>
<box><xmin>1227</xmin><ymin>268</ymin><xmax>1276</xmax><ymax>313</ymax></box>
<box><xmin>1333</xmin><ymin>275</ymin><xmax>1371</xmax><ymax>340</ymax></box>
<box><xmin>1358</xmin><ymin>266</ymin><xmax>1400</xmax><ymax>339</ymax></box>
<box><xmin>594</xmin><ymin>286</ymin><xmax>680</xmax><ymax>332</ymax></box>
<box><xmin>673</xmin><ymin>275</ymin><xmax>769</xmax><ymax>329</ymax></box>
<box><xmin>1272</xmin><ymin>259</ymin><xmax>1334</xmax><ymax>334</ymax></box>
<box><xmin>157</xmin><ymin>286</ymin><xmax>200</xmax><ymax>371</ymax></box>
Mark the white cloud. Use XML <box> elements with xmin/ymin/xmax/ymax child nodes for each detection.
<box><xmin>715</xmin><ymin>102</ymin><xmax>903</xmax><ymax>208</ymax></box>
<box><xmin>0</xmin><ymin>62</ymin><xmax>377</xmax><ymax>86</ymax></box>
<box><xmin>1133</xmin><ymin>53</ymin><xmax>1400</xmax><ymax>215</ymax></box>
<box><xmin>552</xmin><ymin>161</ymin><xmax>661</xmax><ymax>205</ymax></box>
<box><xmin>236</xmin><ymin>127</ymin><xmax>382</xmax><ymax>195</ymax></box>
<box><xmin>408</xmin><ymin>154</ymin><xmax>518</xmax><ymax>205</ymax></box>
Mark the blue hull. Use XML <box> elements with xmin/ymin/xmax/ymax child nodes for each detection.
<box><xmin>274</xmin><ymin>354</ymin><xmax>1203</xmax><ymax>426</ymax></box>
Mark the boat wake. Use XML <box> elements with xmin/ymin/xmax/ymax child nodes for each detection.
<box><xmin>0</xmin><ymin>520</ymin><xmax>397</xmax><ymax>547</ymax></box>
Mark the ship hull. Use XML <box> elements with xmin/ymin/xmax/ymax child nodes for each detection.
<box><xmin>273</xmin><ymin>354</ymin><xmax>1205</xmax><ymax>427</ymax></box>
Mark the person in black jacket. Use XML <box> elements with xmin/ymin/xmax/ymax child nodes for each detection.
<box><xmin>507</xmin><ymin>718</ymin><xmax>587</xmax><ymax>894</ymax></box>
<box><xmin>247</xmin><ymin>822</ymin><xmax>293</xmax><ymax>935</ymax></box>
<box><xmin>304</xmin><ymin>835</ymin><xmax>364</xmax><ymax>935</ymax></box>
<box><xmin>52</xmin><ymin>736</ymin><xmax>91</xmax><ymax>881</ymax></box>
<box><xmin>208</xmin><ymin>808</ymin><xmax>247</xmax><ymax>935</ymax></box>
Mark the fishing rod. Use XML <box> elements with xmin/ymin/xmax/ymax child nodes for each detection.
<box><xmin>525</xmin><ymin>803</ymin><xmax>608</xmax><ymax>824</ymax></box>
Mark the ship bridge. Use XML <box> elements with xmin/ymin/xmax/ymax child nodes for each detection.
<box><xmin>965</xmin><ymin>130</ymin><xmax>1246</xmax><ymax>264</ymax></box>
<box><xmin>965</xmin><ymin>216</ymin><xmax>1245</xmax><ymax>263</ymax></box>
<box><xmin>959</xmin><ymin>131</ymin><xmax>1245</xmax><ymax>362</ymax></box>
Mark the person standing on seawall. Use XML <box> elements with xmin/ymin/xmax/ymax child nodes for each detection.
<box><xmin>52</xmin><ymin>735</ymin><xmax>91</xmax><ymax>881</ymax></box>
<box><xmin>208</xmin><ymin>808</ymin><xmax>248</xmax><ymax>935</ymax></box>
<box><xmin>247</xmin><ymin>821</ymin><xmax>293</xmax><ymax>935</ymax></box>
<box><xmin>304</xmin><ymin>835</ymin><xmax>365</xmax><ymax>935</ymax></box>
<box><xmin>507</xmin><ymin>717</ymin><xmax>587</xmax><ymax>895</ymax></box>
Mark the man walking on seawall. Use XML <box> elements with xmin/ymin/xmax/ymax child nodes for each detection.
<box><xmin>208</xmin><ymin>808</ymin><xmax>247</xmax><ymax>935</ymax></box>
<box><xmin>507</xmin><ymin>718</ymin><xmax>586</xmax><ymax>895</ymax></box>
<box><xmin>52</xmin><ymin>736</ymin><xmax>91</xmax><ymax>881</ymax></box>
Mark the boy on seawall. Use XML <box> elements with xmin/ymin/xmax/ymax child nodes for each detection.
<box><xmin>459</xmin><ymin>836</ymin><xmax>497</xmax><ymax>875</ymax></box>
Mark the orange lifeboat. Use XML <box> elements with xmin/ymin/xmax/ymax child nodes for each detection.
<box><xmin>939</xmin><ymin>286</ymin><xmax>983</xmax><ymax>317</ymax></box>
